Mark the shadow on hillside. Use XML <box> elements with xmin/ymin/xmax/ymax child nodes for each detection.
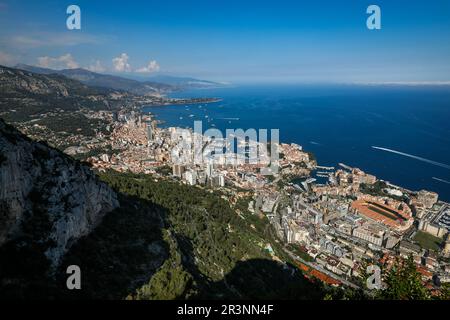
<box><xmin>0</xmin><ymin>190</ymin><xmax>326</xmax><ymax>300</ymax></box>
<box><xmin>193</xmin><ymin>259</ymin><xmax>326</xmax><ymax>300</ymax></box>
<box><xmin>55</xmin><ymin>193</ymin><xmax>171</xmax><ymax>300</ymax></box>
<box><xmin>0</xmin><ymin>193</ymin><xmax>171</xmax><ymax>300</ymax></box>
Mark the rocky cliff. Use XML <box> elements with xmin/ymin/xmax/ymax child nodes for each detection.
<box><xmin>0</xmin><ymin>118</ymin><xmax>118</xmax><ymax>266</ymax></box>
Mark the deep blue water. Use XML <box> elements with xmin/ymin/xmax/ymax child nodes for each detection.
<box><xmin>143</xmin><ymin>84</ymin><xmax>450</xmax><ymax>202</ymax></box>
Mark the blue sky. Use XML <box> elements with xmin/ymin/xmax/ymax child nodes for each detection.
<box><xmin>0</xmin><ymin>0</ymin><xmax>449</xmax><ymax>83</ymax></box>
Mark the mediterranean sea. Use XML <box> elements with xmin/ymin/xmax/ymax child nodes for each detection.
<box><xmin>143</xmin><ymin>84</ymin><xmax>450</xmax><ymax>202</ymax></box>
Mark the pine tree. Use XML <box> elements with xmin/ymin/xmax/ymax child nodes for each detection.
<box><xmin>380</xmin><ymin>256</ymin><xmax>430</xmax><ymax>300</ymax></box>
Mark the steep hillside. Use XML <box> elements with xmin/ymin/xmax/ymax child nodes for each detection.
<box><xmin>59</xmin><ymin>171</ymin><xmax>328</xmax><ymax>300</ymax></box>
<box><xmin>0</xmin><ymin>118</ymin><xmax>119</xmax><ymax>267</ymax></box>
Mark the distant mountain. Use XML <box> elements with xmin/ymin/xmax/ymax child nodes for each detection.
<box><xmin>15</xmin><ymin>64</ymin><xmax>227</xmax><ymax>94</ymax></box>
<box><xmin>1</xmin><ymin>65</ymin><xmax>116</xmax><ymax>98</ymax></box>
<box><xmin>15</xmin><ymin>64</ymin><xmax>173</xmax><ymax>96</ymax></box>
<box><xmin>13</xmin><ymin>64</ymin><xmax>58</xmax><ymax>75</ymax></box>
<box><xmin>0</xmin><ymin>64</ymin><xmax>132</xmax><ymax>124</ymax></box>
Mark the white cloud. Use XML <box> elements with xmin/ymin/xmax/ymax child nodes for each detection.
<box><xmin>136</xmin><ymin>59</ymin><xmax>160</xmax><ymax>73</ymax></box>
<box><xmin>87</xmin><ymin>60</ymin><xmax>106</xmax><ymax>73</ymax></box>
<box><xmin>112</xmin><ymin>53</ymin><xmax>131</xmax><ymax>72</ymax></box>
<box><xmin>37</xmin><ymin>53</ymin><xmax>79</xmax><ymax>69</ymax></box>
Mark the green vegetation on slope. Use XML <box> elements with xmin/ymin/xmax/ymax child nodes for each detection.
<box><xmin>97</xmin><ymin>170</ymin><xmax>326</xmax><ymax>299</ymax></box>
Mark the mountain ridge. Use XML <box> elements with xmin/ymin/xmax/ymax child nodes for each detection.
<box><xmin>14</xmin><ymin>64</ymin><xmax>226</xmax><ymax>95</ymax></box>
<box><xmin>14</xmin><ymin>64</ymin><xmax>172</xmax><ymax>96</ymax></box>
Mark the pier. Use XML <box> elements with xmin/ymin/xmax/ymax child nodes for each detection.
<box><xmin>315</xmin><ymin>165</ymin><xmax>334</xmax><ymax>170</ymax></box>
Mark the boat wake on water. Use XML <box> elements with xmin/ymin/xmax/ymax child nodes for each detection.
<box><xmin>371</xmin><ymin>146</ymin><xmax>450</xmax><ymax>170</ymax></box>
<box><xmin>432</xmin><ymin>177</ymin><xmax>450</xmax><ymax>184</ymax></box>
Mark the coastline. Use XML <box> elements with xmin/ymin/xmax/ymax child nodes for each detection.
<box><xmin>144</xmin><ymin>97</ymin><xmax>222</xmax><ymax>108</ymax></box>
<box><xmin>140</xmin><ymin>85</ymin><xmax>450</xmax><ymax>202</ymax></box>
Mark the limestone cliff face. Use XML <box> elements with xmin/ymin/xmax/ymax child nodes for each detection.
<box><xmin>0</xmin><ymin>119</ymin><xmax>119</xmax><ymax>266</ymax></box>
